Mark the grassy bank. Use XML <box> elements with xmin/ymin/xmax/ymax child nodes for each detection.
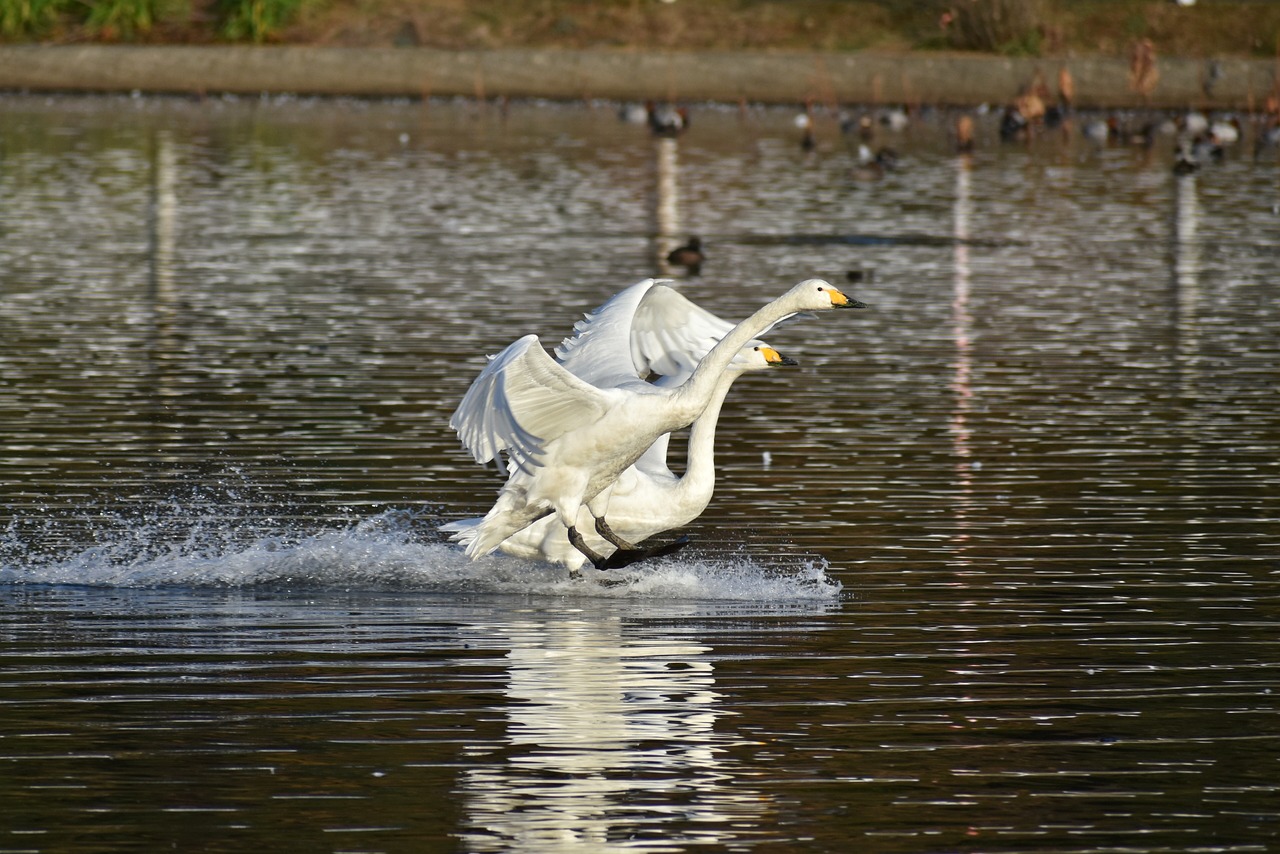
<box><xmin>3</xmin><ymin>0</ymin><xmax>1280</xmax><ymax>59</ymax></box>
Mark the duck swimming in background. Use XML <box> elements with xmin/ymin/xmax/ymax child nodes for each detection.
<box><xmin>647</xmin><ymin>101</ymin><xmax>689</xmax><ymax>137</ymax></box>
<box><xmin>879</xmin><ymin>105</ymin><xmax>910</xmax><ymax>132</ymax></box>
<box><xmin>448</xmin><ymin>279</ymin><xmax>862</xmax><ymax>572</ymax></box>
<box><xmin>1192</xmin><ymin>133</ymin><xmax>1224</xmax><ymax>163</ymax></box>
<box><xmin>1255</xmin><ymin>115</ymin><xmax>1280</xmax><ymax>155</ymax></box>
<box><xmin>840</xmin><ymin>111</ymin><xmax>876</xmax><ymax>142</ymax></box>
<box><xmin>852</xmin><ymin>144</ymin><xmax>898</xmax><ymax>181</ymax></box>
<box><xmin>618</xmin><ymin>102</ymin><xmax>649</xmax><ymax>125</ymax></box>
<box><xmin>999</xmin><ymin>104</ymin><xmax>1030</xmax><ymax>142</ymax></box>
<box><xmin>1082</xmin><ymin>116</ymin><xmax>1116</xmax><ymax>145</ymax></box>
<box><xmin>1173</xmin><ymin>136</ymin><xmax>1214</xmax><ymax>175</ymax></box>
<box><xmin>666</xmin><ymin>236</ymin><xmax>705</xmax><ymax>275</ymax></box>
<box><xmin>1209</xmin><ymin>116</ymin><xmax>1241</xmax><ymax>146</ymax></box>
<box><xmin>1179</xmin><ymin>110</ymin><xmax>1210</xmax><ymax>137</ymax></box>
<box><xmin>1173</xmin><ymin>147</ymin><xmax>1199</xmax><ymax>176</ymax></box>
<box><xmin>796</xmin><ymin>106</ymin><xmax>816</xmax><ymax>152</ymax></box>
<box><xmin>800</xmin><ymin>126</ymin><xmax>816</xmax><ymax>153</ymax></box>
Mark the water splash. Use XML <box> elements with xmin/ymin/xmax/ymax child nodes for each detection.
<box><xmin>0</xmin><ymin>508</ymin><xmax>840</xmax><ymax>601</ymax></box>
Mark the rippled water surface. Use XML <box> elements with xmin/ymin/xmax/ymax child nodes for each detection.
<box><xmin>2</xmin><ymin>94</ymin><xmax>1279</xmax><ymax>852</ymax></box>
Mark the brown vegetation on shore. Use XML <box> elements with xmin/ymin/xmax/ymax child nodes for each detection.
<box><xmin>3</xmin><ymin>0</ymin><xmax>1279</xmax><ymax>60</ymax></box>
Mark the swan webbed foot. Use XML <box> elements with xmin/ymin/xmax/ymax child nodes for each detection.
<box><xmin>598</xmin><ymin>535</ymin><xmax>692</xmax><ymax>571</ymax></box>
<box><xmin>567</xmin><ymin>525</ymin><xmax>611</xmax><ymax>570</ymax></box>
<box><xmin>594</xmin><ymin>517</ymin><xmax>639</xmax><ymax>551</ymax></box>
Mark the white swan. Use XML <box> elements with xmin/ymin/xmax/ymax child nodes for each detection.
<box><xmin>449</xmin><ymin>278</ymin><xmax>862</xmax><ymax>567</ymax></box>
<box><xmin>444</xmin><ymin>280</ymin><xmax>797</xmax><ymax>572</ymax></box>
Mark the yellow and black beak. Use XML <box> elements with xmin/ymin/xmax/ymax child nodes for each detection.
<box><xmin>761</xmin><ymin>346</ymin><xmax>799</xmax><ymax>367</ymax></box>
<box><xmin>829</xmin><ymin>286</ymin><xmax>868</xmax><ymax>309</ymax></box>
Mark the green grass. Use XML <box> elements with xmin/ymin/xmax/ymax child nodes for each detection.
<box><xmin>79</xmin><ymin>0</ymin><xmax>171</xmax><ymax>38</ymax></box>
<box><xmin>1</xmin><ymin>0</ymin><xmax>64</xmax><ymax>37</ymax></box>
<box><xmin>216</xmin><ymin>0</ymin><xmax>311</xmax><ymax>43</ymax></box>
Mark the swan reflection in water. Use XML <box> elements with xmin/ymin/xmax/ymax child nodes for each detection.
<box><xmin>458</xmin><ymin>617</ymin><xmax>769</xmax><ymax>851</ymax></box>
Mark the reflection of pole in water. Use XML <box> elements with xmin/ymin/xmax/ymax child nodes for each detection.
<box><xmin>950</xmin><ymin>154</ymin><xmax>976</xmax><ymax>538</ymax></box>
<box><xmin>1173</xmin><ymin>173</ymin><xmax>1201</xmax><ymax>394</ymax></box>
<box><xmin>653</xmin><ymin>137</ymin><xmax>680</xmax><ymax>275</ymax></box>
<box><xmin>143</xmin><ymin>130</ymin><xmax>182</xmax><ymax>451</ymax></box>
<box><xmin>149</xmin><ymin>130</ymin><xmax>177</xmax><ymax>304</ymax></box>
<box><xmin>458</xmin><ymin>618</ymin><xmax>768</xmax><ymax>850</ymax></box>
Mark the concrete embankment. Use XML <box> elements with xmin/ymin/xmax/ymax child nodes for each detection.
<box><xmin>0</xmin><ymin>45</ymin><xmax>1274</xmax><ymax>109</ymax></box>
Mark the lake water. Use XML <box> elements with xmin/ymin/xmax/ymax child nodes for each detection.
<box><xmin>2</xmin><ymin>93</ymin><xmax>1278</xmax><ymax>852</ymax></box>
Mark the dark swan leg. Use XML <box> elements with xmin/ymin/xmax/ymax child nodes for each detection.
<box><xmin>569</xmin><ymin>525</ymin><xmax>693</xmax><ymax>574</ymax></box>
<box><xmin>594</xmin><ymin>517</ymin><xmax>639</xmax><ymax>551</ymax></box>
<box><xmin>566</xmin><ymin>525</ymin><xmax>612</xmax><ymax>571</ymax></box>
<box><xmin>598</xmin><ymin>535</ymin><xmax>693</xmax><ymax>571</ymax></box>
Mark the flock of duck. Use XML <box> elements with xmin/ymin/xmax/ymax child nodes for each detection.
<box><xmin>994</xmin><ymin>87</ymin><xmax>1276</xmax><ymax>175</ymax></box>
<box><xmin>879</xmin><ymin>97</ymin><xmax>1271</xmax><ymax>177</ymax></box>
<box><xmin>625</xmin><ymin>73</ymin><xmax>1280</xmax><ymax>181</ymax></box>
<box><xmin>445</xmin><ymin>277</ymin><xmax>864</xmax><ymax>579</ymax></box>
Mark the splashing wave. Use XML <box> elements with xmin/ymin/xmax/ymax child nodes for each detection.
<box><xmin>1</xmin><ymin>510</ymin><xmax>841</xmax><ymax>601</ymax></box>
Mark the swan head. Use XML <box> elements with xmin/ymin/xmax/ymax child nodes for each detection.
<box><xmin>762</xmin><ymin>346</ymin><xmax>798</xmax><ymax>368</ymax></box>
<box><xmin>747</xmin><ymin>343</ymin><xmax>788</xmax><ymax>371</ymax></box>
<box><xmin>733</xmin><ymin>344</ymin><xmax>798</xmax><ymax>372</ymax></box>
<box><xmin>788</xmin><ymin>278</ymin><xmax>867</xmax><ymax>311</ymax></box>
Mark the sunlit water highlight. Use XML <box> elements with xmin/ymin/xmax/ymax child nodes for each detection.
<box><xmin>2</xmin><ymin>94</ymin><xmax>1278</xmax><ymax>852</ymax></box>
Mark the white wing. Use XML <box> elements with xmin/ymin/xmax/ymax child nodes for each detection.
<box><xmin>556</xmin><ymin>279</ymin><xmax>789</xmax><ymax>387</ymax></box>
<box><xmin>629</xmin><ymin>284</ymin><xmax>744</xmax><ymax>379</ymax></box>
<box><xmin>554</xmin><ymin>279</ymin><xmax>665</xmax><ymax>387</ymax></box>
<box><xmin>557</xmin><ymin>279</ymin><xmax>767</xmax><ymax>384</ymax></box>
<box><xmin>449</xmin><ymin>334</ymin><xmax>617</xmax><ymax>469</ymax></box>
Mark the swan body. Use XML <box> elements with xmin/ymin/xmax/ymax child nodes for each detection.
<box><xmin>445</xmin><ymin>279</ymin><xmax>793</xmax><ymax>571</ymax></box>
<box><xmin>449</xmin><ymin>278</ymin><xmax>861</xmax><ymax>564</ymax></box>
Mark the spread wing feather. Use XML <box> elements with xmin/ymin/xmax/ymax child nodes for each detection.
<box><xmin>450</xmin><ymin>334</ymin><xmax>616</xmax><ymax>470</ymax></box>
<box><xmin>554</xmin><ymin>279</ymin><xmax>663</xmax><ymax>387</ymax></box>
<box><xmin>556</xmin><ymin>279</ymin><xmax>775</xmax><ymax>386</ymax></box>
<box><xmin>629</xmin><ymin>284</ymin><xmax>739</xmax><ymax>378</ymax></box>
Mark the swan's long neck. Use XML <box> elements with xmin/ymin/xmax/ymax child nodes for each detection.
<box><xmin>670</xmin><ymin>295</ymin><xmax>792</xmax><ymax>414</ymax></box>
<box><xmin>673</xmin><ymin>368</ymin><xmax>741</xmax><ymax>498</ymax></box>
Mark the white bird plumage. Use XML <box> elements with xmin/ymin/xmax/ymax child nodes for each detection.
<box><xmin>448</xmin><ymin>278</ymin><xmax>860</xmax><ymax>569</ymax></box>
<box><xmin>444</xmin><ymin>279</ymin><xmax>795</xmax><ymax>572</ymax></box>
